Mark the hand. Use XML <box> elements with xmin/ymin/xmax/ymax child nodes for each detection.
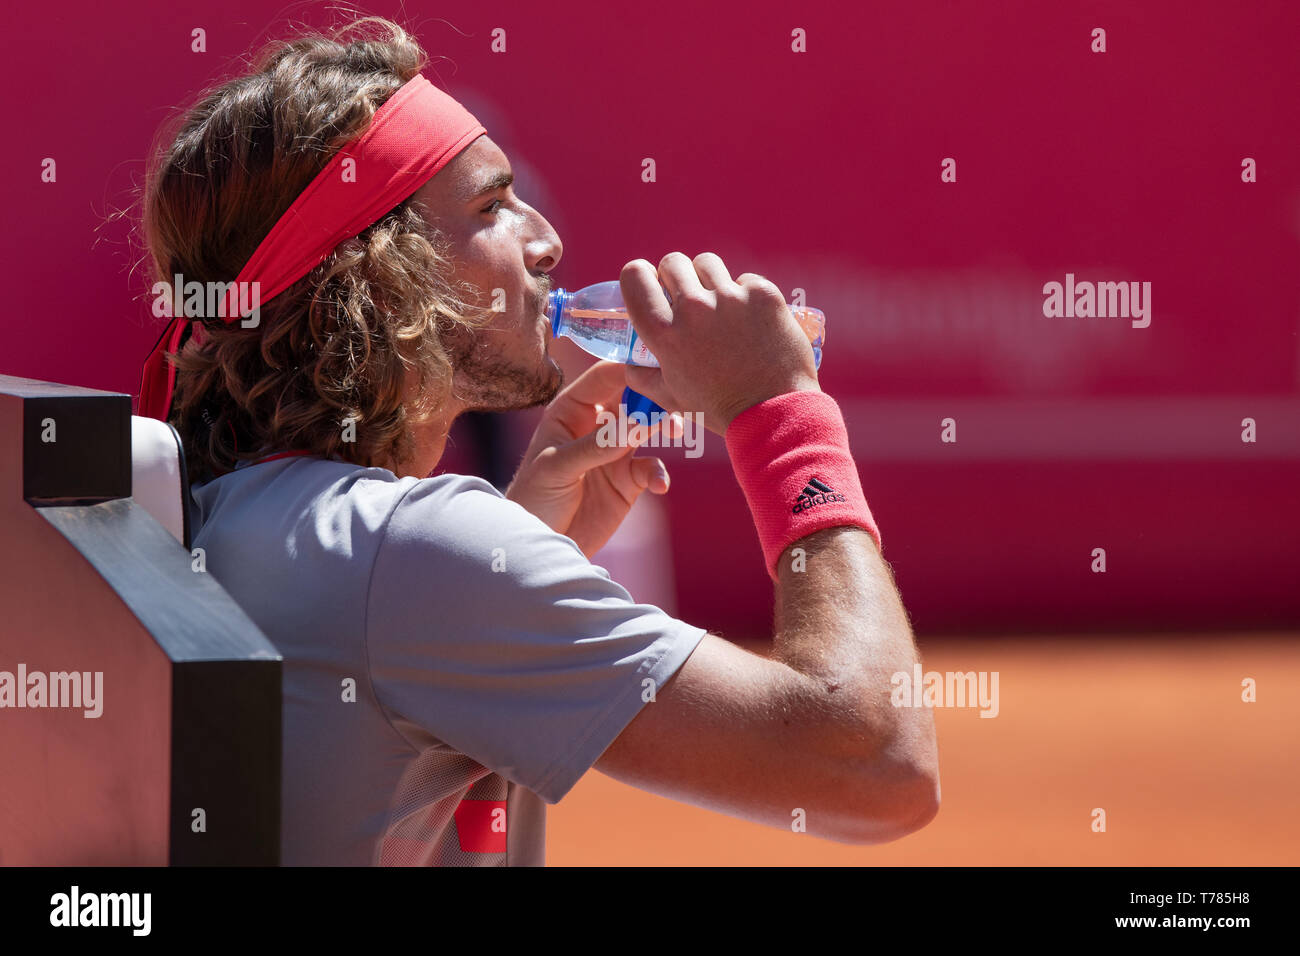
<box><xmin>505</xmin><ymin>360</ymin><xmax>683</xmax><ymax>559</ymax></box>
<box><xmin>620</xmin><ymin>252</ymin><xmax>822</xmax><ymax>436</ymax></box>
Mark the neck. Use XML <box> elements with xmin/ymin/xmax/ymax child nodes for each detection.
<box><xmin>390</xmin><ymin>394</ymin><xmax>467</xmax><ymax>478</ymax></box>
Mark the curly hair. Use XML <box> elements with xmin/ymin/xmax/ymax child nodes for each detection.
<box><xmin>140</xmin><ymin>17</ymin><xmax>492</xmax><ymax>485</ymax></box>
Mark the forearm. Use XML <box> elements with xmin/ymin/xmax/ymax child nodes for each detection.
<box><xmin>771</xmin><ymin>525</ymin><xmax>937</xmax><ymax>775</ymax></box>
<box><xmin>722</xmin><ymin>386</ymin><xmax>939</xmax><ymax>816</ymax></box>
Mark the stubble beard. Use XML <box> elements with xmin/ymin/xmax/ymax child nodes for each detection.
<box><xmin>444</xmin><ymin>313</ymin><xmax>565</xmax><ymax>413</ymax></box>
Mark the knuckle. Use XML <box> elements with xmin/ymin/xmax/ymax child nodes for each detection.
<box><xmin>713</xmin><ymin>283</ymin><xmax>745</xmax><ymax>305</ymax></box>
<box><xmin>744</xmin><ymin>276</ymin><xmax>784</xmax><ymax>301</ymax></box>
<box><xmin>674</xmin><ymin>288</ymin><xmax>711</xmax><ymax>309</ymax></box>
<box><xmin>660</xmin><ymin>250</ymin><xmax>690</xmax><ymax>267</ymax></box>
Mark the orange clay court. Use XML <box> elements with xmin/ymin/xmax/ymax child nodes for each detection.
<box><xmin>549</xmin><ymin>632</ymin><xmax>1300</xmax><ymax>865</ymax></box>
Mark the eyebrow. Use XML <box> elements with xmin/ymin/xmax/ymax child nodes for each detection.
<box><xmin>466</xmin><ymin>170</ymin><xmax>514</xmax><ymax>202</ymax></box>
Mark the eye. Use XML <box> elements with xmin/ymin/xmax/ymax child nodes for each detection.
<box><xmin>482</xmin><ymin>197</ymin><xmax>505</xmax><ymax>215</ymax></box>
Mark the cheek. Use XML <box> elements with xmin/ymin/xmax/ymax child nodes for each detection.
<box><xmin>462</xmin><ymin>234</ymin><xmax>514</xmax><ymax>280</ymax></box>
<box><xmin>457</xmin><ymin>233</ymin><xmax>528</xmax><ymax>317</ymax></box>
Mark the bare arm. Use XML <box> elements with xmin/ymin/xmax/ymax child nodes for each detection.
<box><xmin>595</xmin><ymin>524</ymin><xmax>939</xmax><ymax>844</ymax></box>
<box><xmin>770</xmin><ymin>525</ymin><xmax>939</xmax><ymax>838</ymax></box>
<box><xmin>593</xmin><ymin>252</ymin><xmax>940</xmax><ymax>843</ymax></box>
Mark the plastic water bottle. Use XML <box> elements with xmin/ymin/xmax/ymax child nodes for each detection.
<box><xmin>546</xmin><ymin>280</ymin><xmax>826</xmax><ymax>418</ymax></box>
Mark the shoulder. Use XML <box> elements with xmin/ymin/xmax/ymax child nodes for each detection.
<box><xmin>193</xmin><ymin>456</ymin><xmax>594</xmax><ymax>582</ymax></box>
<box><xmin>192</xmin><ymin>458</ymin><xmax>524</xmax><ymax>548</ymax></box>
<box><xmin>378</xmin><ymin>470</ymin><xmax>597</xmax><ymax>582</ymax></box>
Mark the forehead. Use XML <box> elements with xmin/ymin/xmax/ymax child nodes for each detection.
<box><xmin>411</xmin><ymin>134</ymin><xmax>509</xmax><ymax>208</ymax></box>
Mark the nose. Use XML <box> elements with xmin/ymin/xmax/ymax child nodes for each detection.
<box><xmin>525</xmin><ymin>206</ymin><xmax>562</xmax><ymax>276</ymax></box>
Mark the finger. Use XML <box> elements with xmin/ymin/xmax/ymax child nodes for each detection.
<box><xmin>604</xmin><ymin>451</ymin><xmax>669</xmax><ymax>504</ymax></box>
<box><xmin>735</xmin><ymin>272</ymin><xmax>784</xmax><ymax>300</ymax></box>
<box><xmin>621</xmin><ymin>406</ymin><xmax>684</xmax><ymax>448</ymax></box>
<box><xmin>692</xmin><ymin>251</ymin><xmax>734</xmax><ymax>292</ymax></box>
<box><xmin>658</xmin><ymin>250</ymin><xmax>708</xmax><ymax>306</ymax></box>
<box><xmin>620</xmin><ymin>259</ymin><xmax>673</xmax><ymax>353</ymax></box>
<box><xmin>624</xmin><ymin>364</ymin><xmax>687</xmax><ymax>414</ymax></box>
<box><xmin>631</xmin><ymin>456</ymin><xmax>670</xmax><ymax>493</ymax></box>
<box><xmin>553</xmin><ymin>362</ymin><xmax>686</xmax><ymax>440</ymax></box>
<box><xmin>546</xmin><ymin>360</ymin><xmax>634</xmax><ymax>436</ymax></box>
<box><xmin>555</xmin><ymin>359</ymin><xmax>630</xmax><ymax>410</ymax></box>
<box><xmin>542</xmin><ymin>427</ymin><xmax>640</xmax><ymax>484</ymax></box>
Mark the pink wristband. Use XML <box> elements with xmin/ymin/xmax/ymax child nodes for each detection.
<box><xmin>724</xmin><ymin>389</ymin><xmax>881</xmax><ymax>580</ymax></box>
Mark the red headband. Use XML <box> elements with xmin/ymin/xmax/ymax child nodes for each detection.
<box><xmin>138</xmin><ymin>73</ymin><xmax>486</xmax><ymax>421</ymax></box>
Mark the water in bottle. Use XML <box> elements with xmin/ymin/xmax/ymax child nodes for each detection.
<box><xmin>546</xmin><ymin>280</ymin><xmax>826</xmax><ymax>370</ymax></box>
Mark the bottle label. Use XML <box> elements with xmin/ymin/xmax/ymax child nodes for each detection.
<box><xmin>628</xmin><ymin>332</ymin><xmax>660</xmax><ymax>368</ymax></box>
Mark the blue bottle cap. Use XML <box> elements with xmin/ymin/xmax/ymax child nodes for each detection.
<box><xmin>620</xmin><ymin>387</ymin><xmax>664</xmax><ymax>419</ymax></box>
<box><xmin>546</xmin><ymin>288</ymin><xmax>569</xmax><ymax>337</ymax></box>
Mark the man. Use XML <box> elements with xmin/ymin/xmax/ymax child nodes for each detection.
<box><xmin>139</xmin><ymin>18</ymin><xmax>939</xmax><ymax>865</ymax></box>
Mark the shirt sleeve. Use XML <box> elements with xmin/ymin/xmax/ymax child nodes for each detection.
<box><xmin>364</xmin><ymin>473</ymin><xmax>708</xmax><ymax>804</ymax></box>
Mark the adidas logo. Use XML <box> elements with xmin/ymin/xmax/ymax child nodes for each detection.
<box><xmin>792</xmin><ymin>476</ymin><xmax>846</xmax><ymax>514</ymax></box>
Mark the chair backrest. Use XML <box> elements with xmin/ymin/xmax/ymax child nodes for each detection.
<box><xmin>130</xmin><ymin>415</ymin><xmax>190</xmax><ymax>550</ymax></box>
<box><xmin>0</xmin><ymin>374</ymin><xmax>281</xmax><ymax>865</ymax></box>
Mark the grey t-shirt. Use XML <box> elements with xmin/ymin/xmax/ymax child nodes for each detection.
<box><xmin>189</xmin><ymin>455</ymin><xmax>708</xmax><ymax>866</ymax></box>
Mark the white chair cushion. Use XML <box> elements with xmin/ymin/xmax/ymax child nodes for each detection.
<box><xmin>131</xmin><ymin>415</ymin><xmax>186</xmax><ymax>545</ymax></box>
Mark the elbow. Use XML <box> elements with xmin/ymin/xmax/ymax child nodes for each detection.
<box><xmin>795</xmin><ymin>685</ymin><xmax>942</xmax><ymax>844</ymax></box>
<box><xmin>884</xmin><ymin>767</ymin><xmax>942</xmax><ymax>840</ymax></box>
<box><xmin>833</xmin><ymin>757</ymin><xmax>941</xmax><ymax>846</ymax></box>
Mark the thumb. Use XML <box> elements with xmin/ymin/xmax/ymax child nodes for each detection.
<box><xmin>624</xmin><ymin>365</ymin><xmax>684</xmax><ymax>413</ymax></box>
<box><xmin>543</xmin><ymin>425</ymin><xmax>640</xmax><ymax>482</ymax></box>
